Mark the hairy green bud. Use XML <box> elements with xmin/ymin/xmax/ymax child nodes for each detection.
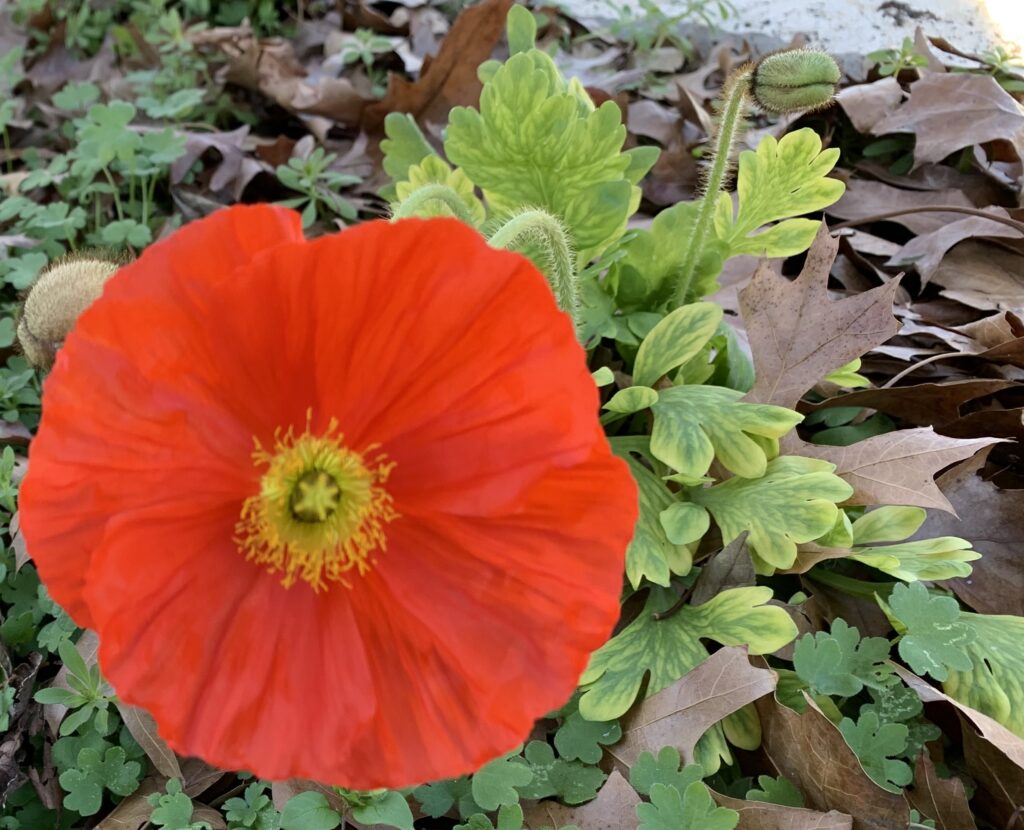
<box><xmin>751</xmin><ymin>49</ymin><xmax>841</xmax><ymax>113</ymax></box>
<box><xmin>17</xmin><ymin>252</ymin><xmax>125</xmax><ymax>370</ymax></box>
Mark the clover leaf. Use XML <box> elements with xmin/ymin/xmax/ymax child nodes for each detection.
<box><xmin>553</xmin><ymin>709</ymin><xmax>621</xmax><ymax>764</ymax></box>
<box><xmin>651</xmin><ymin>385</ymin><xmax>803</xmax><ymax>480</ymax></box>
<box><xmin>745</xmin><ymin>775</ymin><xmax>804</xmax><ymax>807</ymax></box>
<box><xmin>471</xmin><ymin>751</ymin><xmax>533</xmax><ymax>811</ymax></box>
<box><xmin>887</xmin><ymin>582</ymin><xmax>975</xmax><ymax>682</ymax></box>
<box><xmin>455</xmin><ymin>804</ymin><xmax>524</xmax><ymax>830</ymax></box>
<box><xmin>58</xmin><ymin>746</ymin><xmax>141</xmax><ymax>816</ymax></box>
<box><xmin>629</xmin><ymin>749</ymin><xmax>703</xmax><ymax>797</ymax></box>
<box><xmin>838</xmin><ymin>712</ymin><xmax>912</xmax><ymax>793</ymax></box>
<box><xmin>636</xmin><ymin>782</ymin><xmax>738</xmax><ymax>830</ymax></box>
<box><xmin>688</xmin><ymin>456</ymin><xmax>853</xmax><ymax>572</ymax></box>
<box><xmin>579</xmin><ymin>586</ymin><xmax>797</xmax><ymax>720</ymax></box>
<box><xmin>223</xmin><ymin>782</ymin><xmax>280</xmax><ymax>830</ymax></box>
<box><xmin>516</xmin><ymin>741</ymin><xmax>605</xmax><ymax>805</ymax></box>
<box><xmin>75</xmin><ymin>102</ymin><xmax>141</xmax><ymax>166</ymax></box>
<box><xmin>792</xmin><ymin>619</ymin><xmax>894</xmax><ymax>697</ymax></box>
<box><xmin>149</xmin><ymin>778</ymin><xmax>211</xmax><ymax>829</ymax></box>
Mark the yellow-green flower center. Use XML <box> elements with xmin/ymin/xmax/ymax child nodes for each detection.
<box><xmin>235</xmin><ymin>415</ymin><xmax>398</xmax><ymax>590</ymax></box>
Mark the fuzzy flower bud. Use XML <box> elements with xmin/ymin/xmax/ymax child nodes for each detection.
<box><xmin>18</xmin><ymin>253</ymin><xmax>124</xmax><ymax>370</ymax></box>
<box><xmin>751</xmin><ymin>49</ymin><xmax>841</xmax><ymax>113</ymax></box>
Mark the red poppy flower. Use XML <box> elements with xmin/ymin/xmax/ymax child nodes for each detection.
<box><xmin>20</xmin><ymin>206</ymin><xmax>637</xmax><ymax>789</ymax></box>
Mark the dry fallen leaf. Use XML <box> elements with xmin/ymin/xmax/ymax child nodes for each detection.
<box><xmin>191</xmin><ymin>26</ymin><xmax>369</xmax><ymax>126</ymax></box>
<box><xmin>805</xmin><ymin>380</ymin><xmax>1017</xmax><ymax>429</ymax></box>
<box><xmin>835</xmin><ymin>77</ymin><xmax>904</xmax><ymax>133</ymax></box>
<box><xmin>690</xmin><ymin>534</ymin><xmax>756</xmax><ymax>605</ymax></box>
<box><xmin>906</xmin><ymin>750</ymin><xmax>976</xmax><ymax>830</ymax></box>
<box><xmin>886</xmin><ymin>208</ymin><xmax>1024</xmax><ymax>286</ymax></box>
<box><xmin>115</xmin><ymin>703</ymin><xmax>182</xmax><ymax>781</ymax></box>
<box><xmin>755</xmin><ymin>694</ymin><xmax>910</xmax><ymax>829</ymax></box>
<box><xmin>711</xmin><ymin>790</ymin><xmax>854</xmax><ymax>830</ymax></box>
<box><xmin>362</xmin><ymin>0</ymin><xmax>514</xmax><ymax>132</ymax></box>
<box><xmin>898</xmin><ymin>667</ymin><xmax>1024</xmax><ymax>829</ymax></box>
<box><xmin>611</xmin><ymin>647</ymin><xmax>776</xmax><ymax>768</ymax></box>
<box><xmin>94</xmin><ymin>779</ymin><xmax>160</xmax><ymax>830</ymax></box>
<box><xmin>741</xmin><ymin>225</ymin><xmax>901</xmax><ymax>410</ymax></box>
<box><xmin>828</xmin><ymin>180</ymin><xmax>980</xmax><ymax>236</ymax></box>
<box><xmin>931</xmin><ymin>241</ymin><xmax>1024</xmax><ymax>314</ymax></box>
<box><xmin>872</xmin><ymin>73</ymin><xmax>1024</xmax><ymax>169</ymax></box>
<box><xmin>916</xmin><ymin>453</ymin><xmax>1024</xmax><ymax>615</ymax></box>
<box><xmin>169</xmin><ymin>127</ymin><xmax>269</xmax><ymax>200</ymax></box>
<box><xmin>794</xmin><ymin>428</ymin><xmax>1002</xmax><ymax>513</ymax></box>
<box><xmin>522</xmin><ymin>769</ymin><xmax>640</xmax><ymax>830</ymax></box>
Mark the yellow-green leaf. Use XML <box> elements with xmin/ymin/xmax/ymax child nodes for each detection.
<box><xmin>633</xmin><ymin>303</ymin><xmax>723</xmax><ymax>387</ymax></box>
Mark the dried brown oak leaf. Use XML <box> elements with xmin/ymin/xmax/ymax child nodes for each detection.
<box><xmin>794</xmin><ymin>428</ymin><xmax>1001</xmax><ymax>514</ymax></box>
<box><xmin>917</xmin><ymin>452</ymin><xmax>1024</xmax><ymax>615</ymax></box>
<box><xmin>362</xmin><ymin>0</ymin><xmax>513</xmax><ymax>132</ymax></box>
<box><xmin>740</xmin><ymin>224</ymin><xmax>901</xmax><ymax>411</ymax></box>
<box><xmin>906</xmin><ymin>750</ymin><xmax>976</xmax><ymax>830</ymax></box>
<box><xmin>522</xmin><ymin>769</ymin><xmax>640</xmax><ymax>830</ymax></box>
<box><xmin>872</xmin><ymin>73</ymin><xmax>1024</xmax><ymax>168</ymax></box>
<box><xmin>611</xmin><ymin>647</ymin><xmax>776</xmax><ymax>768</ymax></box>
<box><xmin>711</xmin><ymin>791</ymin><xmax>854</xmax><ymax>830</ymax></box>
<box><xmin>755</xmin><ymin>694</ymin><xmax>910</xmax><ymax>830</ymax></box>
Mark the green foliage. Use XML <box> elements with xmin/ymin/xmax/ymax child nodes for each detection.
<box><xmin>579</xmin><ymin>586</ymin><xmax>797</xmax><ymax>720</ymax></box>
<box><xmin>631</xmin><ymin>302</ymin><xmax>722</xmax><ymax>387</ymax></box>
<box><xmin>58</xmin><ymin>746</ymin><xmax>141</xmax><ymax>816</ymax></box>
<box><xmin>886</xmin><ymin>582</ymin><xmax>976</xmax><ymax>681</ymax></box>
<box><xmin>344</xmin><ymin>790</ymin><xmax>415</xmax><ymax>830</ymax></box>
<box><xmin>148</xmin><ymin>779</ymin><xmax>212</xmax><ymax>830</ymax></box>
<box><xmin>224</xmin><ymin>782</ymin><xmax>280</xmax><ymax>830</ymax></box>
<box><xmin>553</xmin><ymin>697</ymin><xmax>622</xmax><ymax>763</ymax></box>
<box><xmin>516</xmin><ymin>741</ymin><xmax>605</xmax><ymax>804</ymax></box>
<box><xmin>714</xmin><ymin>130</ymin><xmax>844</xmax><ymax>257</ymax></box>
<box><xmin>838</xmin><ymin>712</ymin><xmax>912</xmax><ymax>793</ymax></box>
<box><xmin>34</xmin><ymin>639</ymin><xmax>113</xmax><ymax>736</ymax></box>
<box><xmin>636</xmin><ymin>782</ymin><xmax>738</xmax><ymax>830</ymax></box>
<box><xmin>471</xmin><ymin>751</ymin><xmax>534</xmax><ymax>811</ymax></box>
<box><xmin>792</xmin><ymin>619</ymin><xmax>893</xmax><ymax>697</ymax></box>
<box><xmin>445</xmin><ymin>49</ymin><xmax>644</xmax><ymax>263</ymax></box>
<box><xmin>651</xmin><ymin>386</ymin><xmax>803</xmax><ymax>481</ymax></box>
<box><xmin>279</xmin><ymin>793</ymin><xmax>341</xmax><ymax>830</ymax></box>
<box><xmin>866</xmin><ymin>37</ymin><xmax>929</xmax><ymax>76</ymax></box>
<box><xmin>455</xmin><ymin>804</ymin><xmax>524</xmax><ymax>830</ymax></box>
<box><xmin>744</xmin><ymin>775</ymin><xmax>804</xmax><ymax>807</ymax></box>
<box><xmin>276</xmin><ymin>148</ymin><xmax>361</xmax><ymax>228</ymax></box>
<box><xmin>629</xmin><ymin>749</ymin><xmax>702</xmax><ymax>796</ymax></box>
<box><xmin>687</xmin><ymin>456</ymin><xmax>854</xmax><ymax>572</ymax></box>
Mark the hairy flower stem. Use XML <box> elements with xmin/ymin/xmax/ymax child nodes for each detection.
<box><xmin>673</xmin><ymin>66</ymin><xmax>753</xmax><ymax>307</ymax></box>
<box><xmin>487</xmin><ymin>209</ymin><xmax>579</xmax><ymax>336</ymax></box>
<box><xmin>391</xmin><ymin>183</ymin><xmax>476</xmax><ymax>225</ymax></box>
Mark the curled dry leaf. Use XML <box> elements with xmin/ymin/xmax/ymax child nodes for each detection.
<box><xmin>362</xmin><ymin>0</ymin><xmax>514</xmax><ymax>132</ymax></box>
<box><xmin>522</xmin><ymin>769</ymin><xmax>640</xmax><ymax>830</ymax></box>
<box><xmin>872</xmin><ymin>73</ymin><xmax>1024</xmax><ymax>169</ymax></box>
<box><xmin>711</xmin><ymin>791</ymin><xmax>853</xmax><ymax>830</ymax></box>
<box><xmin>828</xmin><ymin>180</ymin><xmax>981</xmax><ymax>236</ymax></box>
<box><xmin>690</xmin><ymin>534</ymin><xmax>756</xmax><ymax>606</ymax></box>
<box><xmin>611</xmin><ymin>646</ymin><xmax>776</xmax><ymax>768</ymax></box>
<box><xmin>805</xmin><ymin>380</ymin><xmax>1017</xmax><ymax>428</ymax></box>
<box><xmin>169</xmin><ymin>126</ymin><xmax>269</xmax><ymax>200</ymax></box>
<box><xmin>931</xmin><ymin>241</ymin><xmax>1024</xmax><ymax>315</ymax></box>
<box><xmin>755</xmin><ymin>694</ymin><xmax>910</xmax><ymax>829</ymax></box>
<box><xmin>740</xmin><ymin>224</ymin><xmax>901</xmax><ymax>411</ymax></box>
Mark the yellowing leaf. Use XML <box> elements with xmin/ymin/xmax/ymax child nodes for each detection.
<box><xmin>651</xmin><ymin>386</ymin><xmax>803</xmax><ymax>480</ymax></box>
<box><xmin>715</xmin><ymin>128</ymin><xmax>844</xmax><ymax>258</ymax></box>
<box><xmin>688</xmin><ymin>456</ymin><xmax>853</xmax><ymax>573</ymax></box>
<box><xmin>579</xmin><ymin>587</ymin><xmax>797</xmax><ymax>721</ymax></box>
<box><xmin>633</xmin><ymin>302</ymin><xmax>723</xmax><ymax>387</ymax></box>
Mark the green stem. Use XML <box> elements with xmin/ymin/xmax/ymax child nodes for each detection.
<box><xmin>488</xmin><ymin>209</ymin><xmax>579</xmax><ymax>328</ymax></box>
<box><xmin>128</xmin><ymin>157</ymin><xmax>136</xmax><ymax>215</ymax></box>
<box><xmin>1</xmin><ymin>128</ymin><xmax>12</xmax><ymax>175</ymax></box>
<box><xmin>806</xmin><ymin>567</ymin><xmax>895</xmax><ymax>600</ymax></box>
<box><xmin>392</xmin><ymin>184</ymin><xmax>475</xmax><ymax>225</ymax></box>
<box><xmin>101</xmin><ymin>165</ymin><xmax>124</xmax><ymax>222</ymax></box>
<box><xmin>673</xmin><ymin>67</ymin><xmax>752</xmax><ymax>306</ymax></box>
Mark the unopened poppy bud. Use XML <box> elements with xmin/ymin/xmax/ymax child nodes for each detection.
<box><xmin>17</xmin><ymin>253</ymin><xmax>124</xmax><ymax>370</ymax></box>
<box><xmin>751</xmin><ymin>49</ymin><xmax>840</xmax><ymax>113</ymax></box>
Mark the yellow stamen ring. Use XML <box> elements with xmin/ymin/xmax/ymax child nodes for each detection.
<box><xmin>235</xmin><ymin>415</ymin><xmax>398</xmax><ymax>590</ymax></box>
